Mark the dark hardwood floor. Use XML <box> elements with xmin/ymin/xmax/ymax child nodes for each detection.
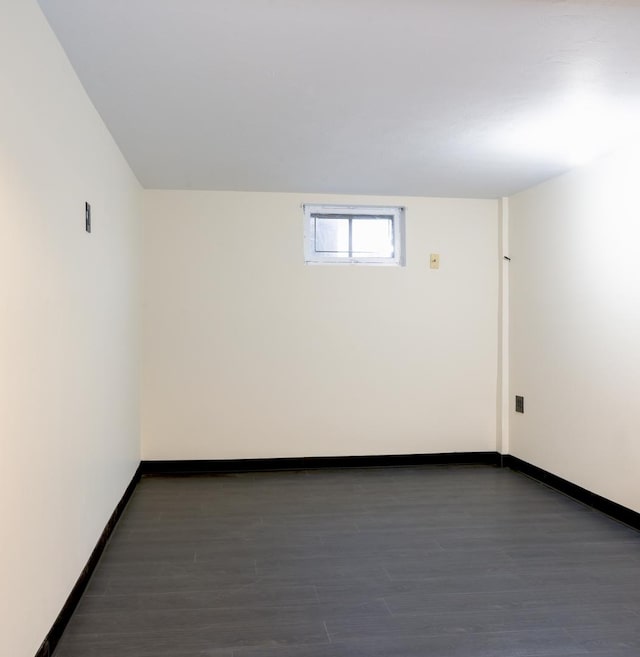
<box><xmin>53</xmin><ymin>465</ymin><xmax>640</xmax><ymax>656</ymax></box>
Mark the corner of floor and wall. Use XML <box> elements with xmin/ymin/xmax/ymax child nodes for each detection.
<box><xmin>3</xmin><ymin>2</ymin><xmax>640</xmax><ymax>657</ymax></box>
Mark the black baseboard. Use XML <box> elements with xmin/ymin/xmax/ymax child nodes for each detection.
<box><xmin>140</xmin><ymin>451</ymin><xmax>502</xmax><ymax>476</ymax></box>
<box><xmin>34</xmin><ymin>464</ymin><xmax>141</xmax><ymax>657</ymax></box>
<box><xmin>504</xmin><ymin>455</ymin><xmax>640</xmax><ymax>532</ymax></box>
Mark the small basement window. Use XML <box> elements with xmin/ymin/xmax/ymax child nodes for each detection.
<box><xmin>304</xmin><ymin>204</ymin><xmax>404</xmax><ymax>265</ymax></box>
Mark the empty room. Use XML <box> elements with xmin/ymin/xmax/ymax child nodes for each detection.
<box><xmin>2</xmin><ymin>1</ymin><xmax>640</xmax><ymax>656</ymax></box>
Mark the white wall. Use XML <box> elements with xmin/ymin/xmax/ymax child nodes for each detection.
<box><xmin>509</xmin><ymin>145</ymin><xmax>640</xmax><ymax>514</ymax></box>
<box><xmin>0</xmin><ymin>2</ymin><xmax>141</xmax><ymax>656</ymax></box>
<box><xmin>142</xmin><ymin>191</ymin><xmax>499</xmax><ymax>460</ymax></box>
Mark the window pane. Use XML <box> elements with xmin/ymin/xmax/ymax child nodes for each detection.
<box><xmin>352</xmin><ymin>217</ymin><xmax>394</xmax><ymax>257</ymax></box>
<box><xmin>315</xmin><ymin>216</ymin><xmax>350</xmax><ymax>255</ymax></box>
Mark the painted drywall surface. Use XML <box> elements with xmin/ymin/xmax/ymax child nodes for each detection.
<box><xmin>496</xmin><ymin>198</ymin><xmax>510</xmax><ymax>455</ymax></box>
<box><xmin>509</xmin><ymin>145</ymin><xmax>640</xmax><ymax>514</ymax></box>
<box><xmin>0</xmin><ymin>2</ymin><xmax>141</xmax><ymax>655</ymax></box>
<box><xmin>142</xmin><ymin>191</ymin><xmax>498</xmax><ymax>460</ymax></box>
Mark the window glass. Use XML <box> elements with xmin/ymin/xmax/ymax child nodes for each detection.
<box><xmin>351</xmin><ymin>217</ymin><xmax>394</xmax><ymax>258</ymax></box>
<box><xmin>315</xmin><ymin>217</ymin><xmax>350</xmax><ymax>255</ymax></box>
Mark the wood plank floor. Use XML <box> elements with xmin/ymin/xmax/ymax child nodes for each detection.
<box><xmin>53</xmin><ymin>465</ymin><xmax>640</xmax><ymax>657</ymax></box>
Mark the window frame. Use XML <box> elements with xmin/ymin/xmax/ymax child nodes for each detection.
<box><xmin>303</xmin><ymin>204</ymin><xmax>405</xmax><ymax>266</ymax></box>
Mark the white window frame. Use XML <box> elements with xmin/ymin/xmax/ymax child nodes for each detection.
<box><xmin>303</xmin><ymin>204</ymin><xmax>405</xmax><ymax>266</ymax></box>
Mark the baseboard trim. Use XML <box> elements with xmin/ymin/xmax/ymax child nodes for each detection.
<box><xmin>504</xmin><ymin>455</ymin><xmax>640</xmax><ymax>532</ymax></box>
<box><xmin>140</xmin><ymin>451</ymin><xmax>502</xmax><ymax>475</ymax></box>
<box><xmin>34</xmin><ymin>464</ymin><xmax>141</xmax><ymax>657</ymax></box>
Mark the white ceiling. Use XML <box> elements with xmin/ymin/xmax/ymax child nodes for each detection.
<box><xmin>38</xmin><ymin>0</ymin><xmax>640</xmax><ymax>198</ymax></box>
